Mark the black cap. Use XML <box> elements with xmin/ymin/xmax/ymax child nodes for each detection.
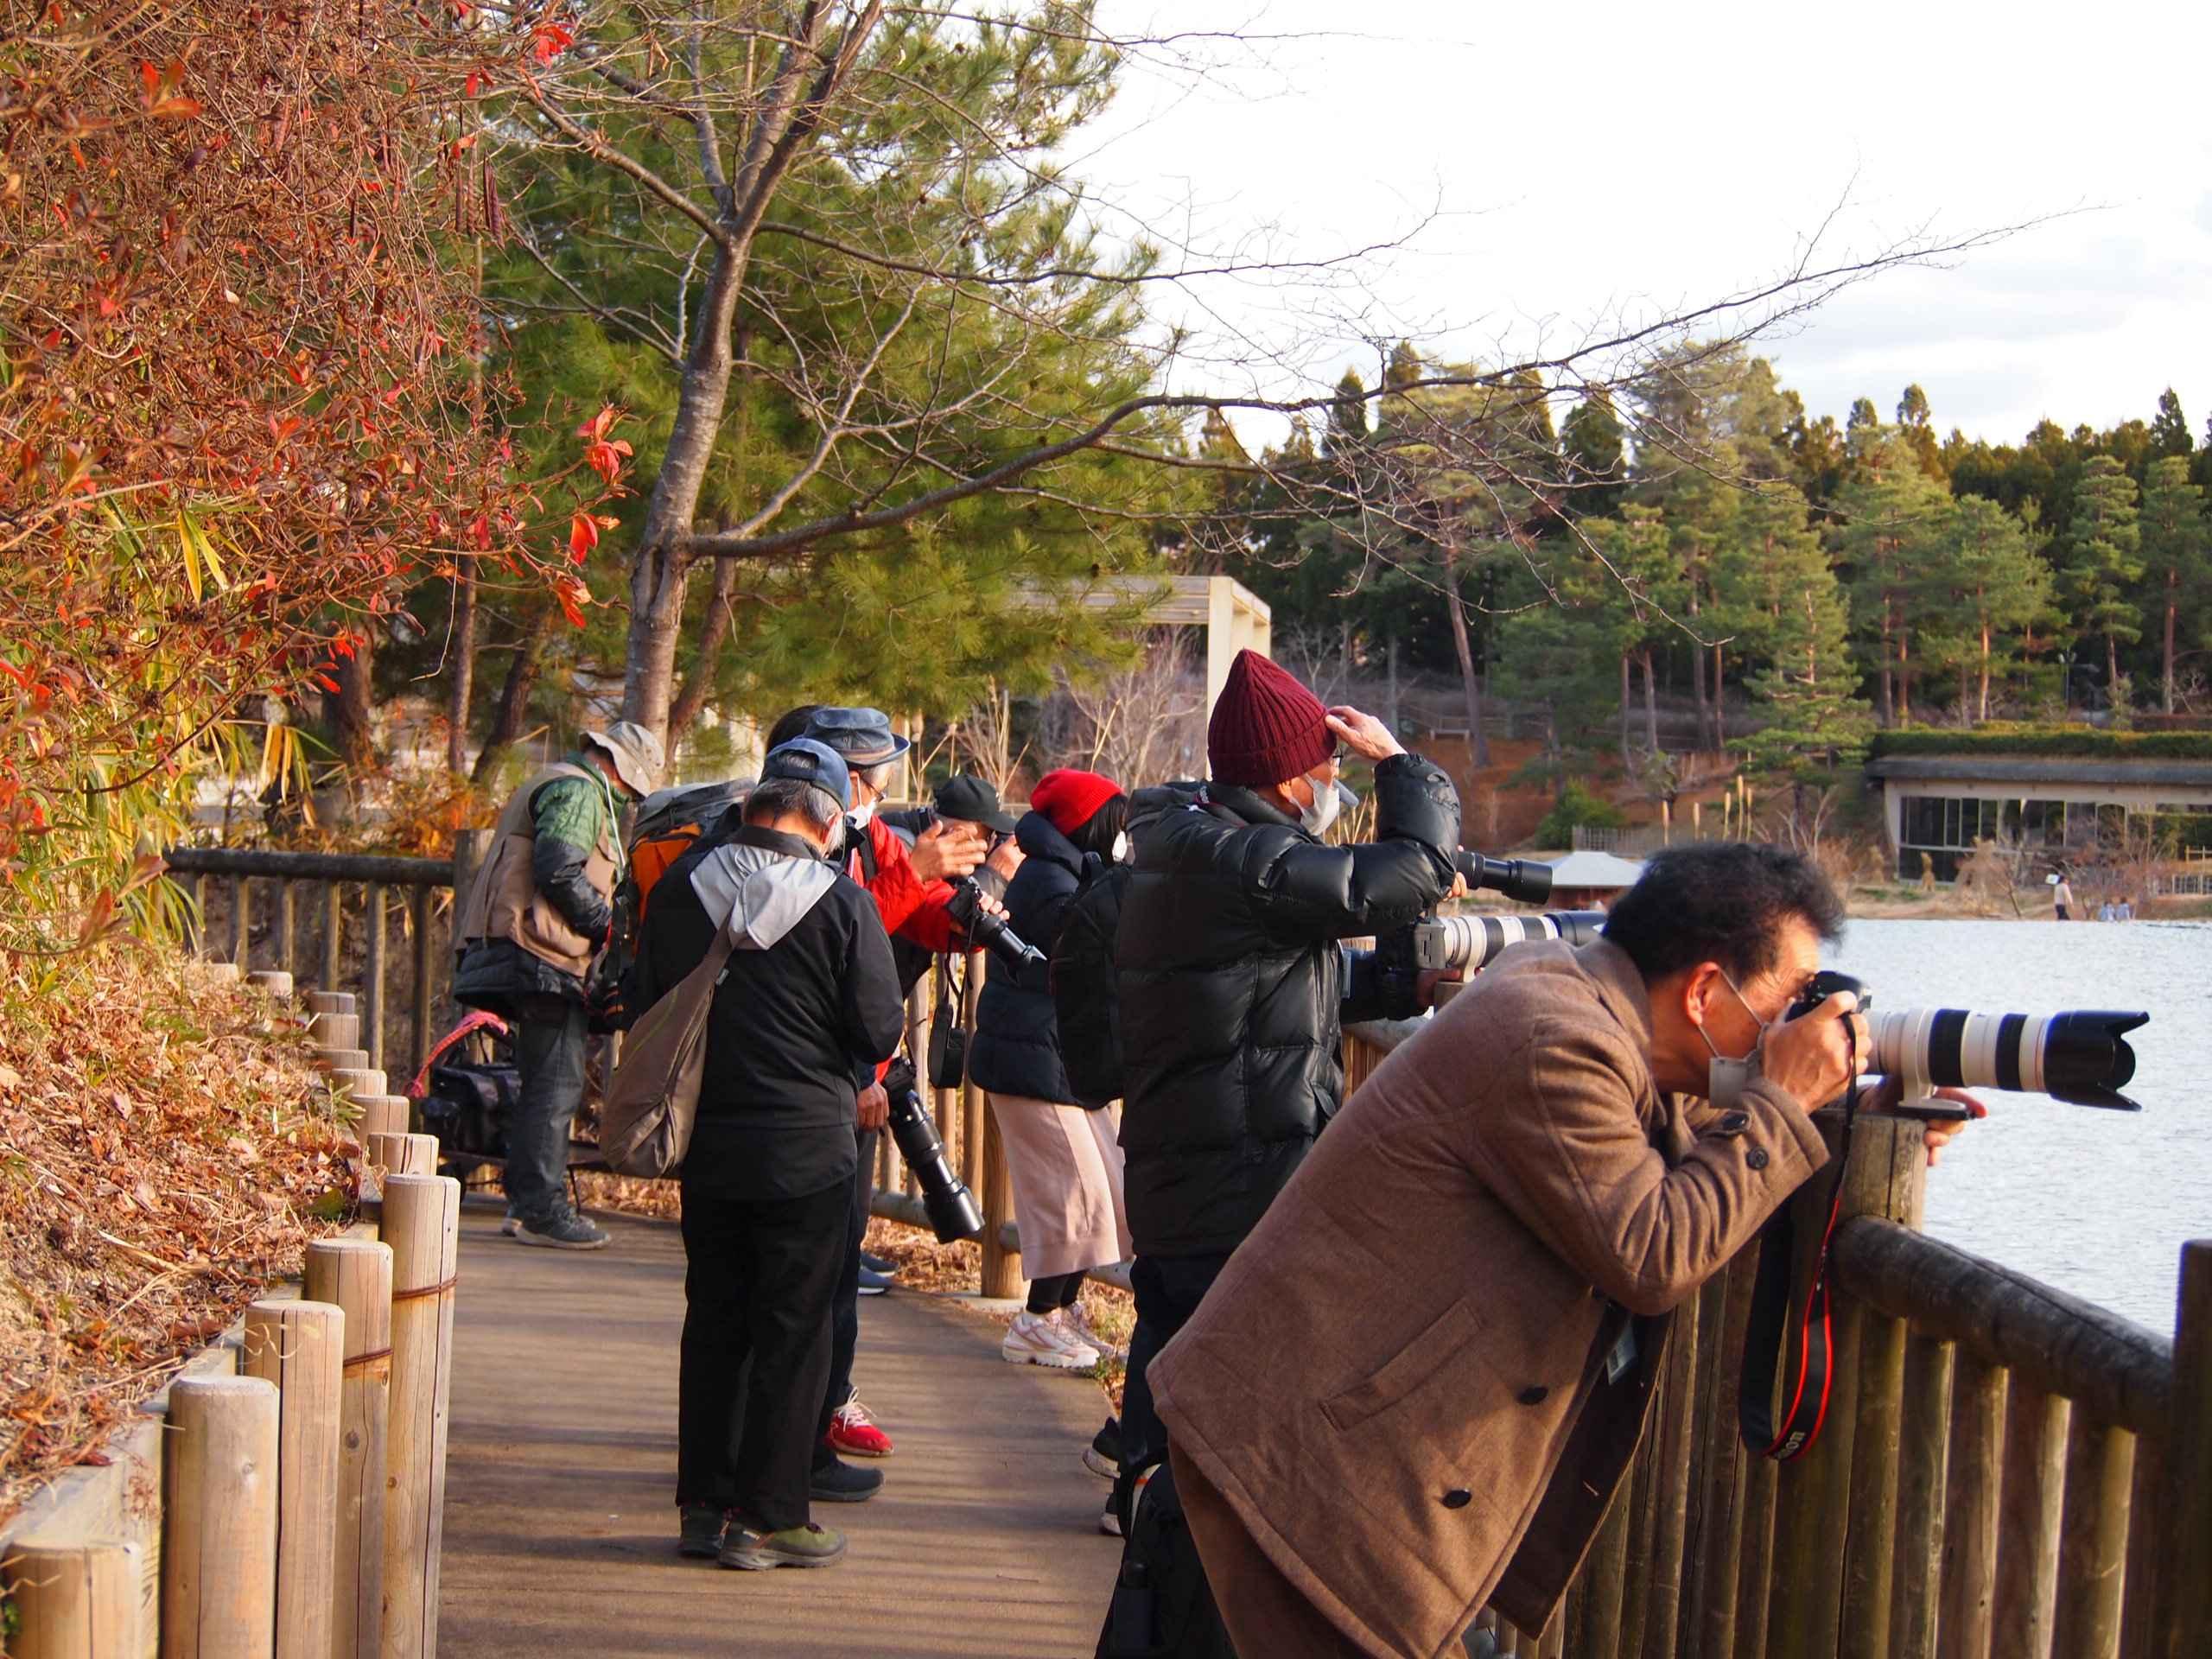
<box><xmin>934</xmin><ymin>773</ymin><xmax>1017</xmax><ymax>836</ymax></box>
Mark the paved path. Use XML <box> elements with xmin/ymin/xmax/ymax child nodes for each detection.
<box><xmin>436</xmin><ymin>1200</ymin><xmax>1122</xmax><ymax>1658</ymax></box>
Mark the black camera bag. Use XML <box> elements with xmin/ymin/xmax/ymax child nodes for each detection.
<box><xmin>1095</xmin><ymin>1455</ymin><xmax>1236</xmax><ymax>1659</ymax></box>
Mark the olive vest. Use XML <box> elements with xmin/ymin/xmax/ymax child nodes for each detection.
<box><xmin>455</xmin><ymin>761</ymin><xmax>622</xmax><ymax>981</ymax></box>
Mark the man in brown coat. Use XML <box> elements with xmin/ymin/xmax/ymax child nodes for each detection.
<box><xmin>1147</xmin><ymin>844</ymin><xmax>1975</xmax><ymax>1658</ymax></box>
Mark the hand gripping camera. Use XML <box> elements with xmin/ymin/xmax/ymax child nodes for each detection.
<box><xmin>882</xmin><ymin>1057</ymin><xmax>987</xmax><ymax>1243</ymax></box>
<box><xmin>1788</xmin><ymin>969</ymin><xmax>2148</xmax><ymax>1113</ymax></box>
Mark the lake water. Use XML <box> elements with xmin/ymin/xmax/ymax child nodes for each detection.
<box><xmin>1827</xmin><ymin>918</ymin><xmax>2211</xmax><ymax>1333</ymax></box>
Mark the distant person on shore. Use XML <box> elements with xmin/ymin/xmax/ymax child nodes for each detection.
<box><xmin>453</xmin><ymin>721</ymin><xmax>663</xmax><ymax>1250</ymax></box>
<box><xmin>2053</xmin><ymin>873</ymin><xmax>2075</xmax><ymax>920</ymax></box>
<box><xmin>632</xmin><ymin>740</ymin><xmax>906</xmax><ymax>1570</ymax></box>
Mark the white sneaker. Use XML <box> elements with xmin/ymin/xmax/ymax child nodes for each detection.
<box><xmin>1057</xmin><ymin>1306</ymin><xmax>1127</xmax><ymax>1363</ymax></box>
<box><xmin>1001</xmin><ymin>1311</ymin><xmax>1101</xmax><ymax>1370</ymax></box>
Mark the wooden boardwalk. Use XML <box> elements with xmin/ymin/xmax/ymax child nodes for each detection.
<box><xmin>435</xmin><ymin>1200</ymin><xmax>1121</xmax><ymax>1658</ymax></box>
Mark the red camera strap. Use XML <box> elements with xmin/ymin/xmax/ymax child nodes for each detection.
<box><xmin>1738</xmin><ymin>1027</ymin><xmax>1859</xmax><ymax>1461</ymax></box>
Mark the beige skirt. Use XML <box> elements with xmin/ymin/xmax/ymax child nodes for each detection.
<box><xmin>985</xmin><ymin>1093</ymin><xmax>1133</xmax><ymax>1280</ymax></box>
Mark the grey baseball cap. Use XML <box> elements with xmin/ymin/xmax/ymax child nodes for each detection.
<box><xmin>760</xmin><ymin>739</ymin><xmax>853</xmax><ymax>811</ymax></box>
<box><xmin>804</xmin><ymin>706</ymin><xmax>909</xmax><ymax>767</ymax></box>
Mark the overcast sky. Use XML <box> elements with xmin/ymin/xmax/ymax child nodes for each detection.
<box><xmin>1081</xmin><ymin>0</ymin><xmax>2212</xmax><ymax>451</ymax></box>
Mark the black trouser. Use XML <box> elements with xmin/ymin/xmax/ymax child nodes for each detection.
<box><xmin>1114</xmin><ymin>1249</ymin><xmax>1233</xmax><ymax>1516</ymax></box>
<box><xmin>1026</xmin><ymin>1271</ymin><xmax>1086</xmax><ymax>1314</ymax></box>
<box><xmin>815</xmin><ymin>1126</ymin><xmax>877</xmax><ymax>1455</ymax></box>
<box><xmin>677</xmin><ymin>1179</ymin><xmax>848</xmax><ymax>1530</ymax></box>
<box><xmin>508</xmin><ymin>993</ymin><xmax>588</xmax><ymax>1224</ymax></box>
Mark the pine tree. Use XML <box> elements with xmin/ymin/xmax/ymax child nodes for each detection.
<box><xmin>1326</xmin><ymin>370</ymin><xmax>1370</xmax><ymax>454</ymax></box>
<box><xmin>1829</xmin><ymin>431</ymin><xmax>1953</xmax><ymax>726</ymax></box>
<box><xmin>2063</xmin><ymin>455</ymin><xmax>2145</xmax><ymax>706</ymax></box>
<box><xmin>1896</xmin><ymin>384</ymin><xmax>1947</xmax><ymax>480</ymax></box>
<box><xmin>2150</xmin><ymin>389</ymin><xmax>2193</xmax><ymax>460</ymax></box>
<box><xmin>1560</xmin><ymin>390</ymin><xmax>1628</xmax><ymax>519</ymax></box>
<box><xmin>2138</xmin><ymin>455</ymin><xmax>2210</xmax><ymax>712</ymax></box>
<box><xmin>1926</xmin><ymin>496</ymin><xmax>2054</xmax><ymax>720</ymax></box>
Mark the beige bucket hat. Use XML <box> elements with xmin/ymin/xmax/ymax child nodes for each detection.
<box><xmin>583</xmin><ymin>720</ymin><xmax>665</xmax><ymax>798</ymax></box>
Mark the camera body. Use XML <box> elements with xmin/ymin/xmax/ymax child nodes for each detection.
<box><xmin>944</xmin><ymin>875</ymin><xmax>1046</xmax><ymax>974</ymax></box>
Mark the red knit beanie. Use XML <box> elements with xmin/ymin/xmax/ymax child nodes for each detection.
<box><xmin>1031</xmin><ymin>769</ymin><xmax>1122</xmax><ymax>836</ymax></box>
<box><xmin>1207</xmin><ymin>649</ymin><xmax>1333</xmax><ymax>786</ymax></box>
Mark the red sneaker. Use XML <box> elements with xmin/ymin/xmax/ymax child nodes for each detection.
<box><xmin>825</xmin><ymin>1395</ymin><xmax>894</xmax><ymax>1459</ymax></box>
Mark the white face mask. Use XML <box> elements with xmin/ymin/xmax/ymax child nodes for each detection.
<box><xmin>1297</xmin><ymin>769</ymin><xmax>1342</xmax><ymax>837</ymax></box>
<box><xmin>847</xmin><ymin>800</ymin><xmax>876</xmax><ymax>830</ymax></box>
<box><xmin>1111</xmin><ymin>830</ymin><xmax>1131</xmax><ymax>864</ymax></box>
<box><xmin>1694</xmin><ymin>969</ymin><xmax>1771</xmax><ymax>1111</ymax></box>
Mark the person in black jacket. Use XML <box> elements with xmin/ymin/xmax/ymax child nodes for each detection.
<box><xmin>632</xmin><ymin>739</ymin><xmax>906</xmax><ymax>1573</ymax></box>
<box><xmin>969</xmin><ymin>770</ymin><xmax>1134</xmax><ymax>1370</ymax></box>
<box><xmin>1110</xmin><ymin>648</ymin><xmax>1460</xmax><ymax>1519</ymax></box>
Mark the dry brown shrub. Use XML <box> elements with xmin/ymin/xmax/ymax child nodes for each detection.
<box><xmin>0</xmin><ymin>951</ymin><xmax>353</xmax><ymax>1523</ymax></box>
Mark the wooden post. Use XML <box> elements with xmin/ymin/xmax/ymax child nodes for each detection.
<box><xmin>363</xmin><ymin>884</ymin><xmax>386</xmax><ymax>1073</ymax></box>
<box><xmin>408</xmin><ymin>885</ymin><xmax>434</xmax><ymax>1087</ymax></box>
<box><xmin>1688</xmin><ymin>1249</ymin><xmax>1761</xmax><ymax>1659</ymax></box>
<box><xmin>1641</xmin><ymin>1292</ymin><xmax>1697</xmax><ymax>1658</ymax></box>
<box><xmin>1574</xmin><ymin>1479</ymin><xmax>1633</xmax><ymax>1659</ymax></box>
<box><xmin>249</xmin><ymin>970</ymin><xmax>296</xmax><ymax>999</ymax></box>
<box><xmin>1993</xmin><ymin>1386</ymin><xmax>2069</xmax><ymax>1659</ymax></box>
<box><xmin>185</xmin><ymin>871</ymin><xmax>205</xmax><ymax>956</ymax></box>
<box><xmin>163</xmin><ymin>1374</ymin><xmax>281</xmax><ymax>1659</ymax></box>
<box><xmin>1767</xmin><ymin>1115</ymin><xmax>1923</xmax><ymax>1659</ymax></box>
<box><xmin>380</xmin><ymin>1173</ymin><xmax>459</xmax><ymax>1659</ymax></box>
<box><xmin>2052</xmin><ymin>1420</ymin><xmax>2133</xmax><ymax>1659</ymax></box>
<box><xmin>1937</xmin><ymin>1351</ymin><xmax>2008</xmax><ymax>1659</ymax></box>
<box><xmin>448</xmin><ymin>830</ymin><xmax>487</xmax><ymax>918</ymax></box>
<box><xmin>1732</xmin><ymin>1441</ymin><xmax>1780</xmax><ymax>1659</ymax></box>
<box><xmin>359</xmin><ymin>1097</ymin><xmax>411</xmax><ymax>1141</ymax></box>
<box><xmin>1888</xmin><ymin>1336</ymin><xmax>1955</xmax><ymax>1659</ymax></box>
<box><xmin>2118</xmin><ymin>1435</ymin><xmax>2164</xmax><ymax>1659</ymax></box>
<box><xmin>1840</xmin><ymin>1308</ymin><xmax>1910</xmax><ymax>1658</ymax></box>
<box><xmin>304</xmin><ymin>1239</ymin><xmax>391</xmax><ymax>1659</ymax></box>
<box><xmin>370</xmin><ymin>1133</ymin><xmax>440</xmax><ymax>1179</ymax></box>
<box><xmin>244</xmin><ymin>1300</ymin><xmax>345</xmax><ymax>1659</ymax></box>
<box><xmin>279</xmin><ymin>880</ymin><xmax>297</xmax><ymax>977</ymax></box>
<box><xmin>233</xmin><ymin>874</ymin><xmax>254</xmax><ymax>967</ymax></box>
<box><xmin>1614</xmin><ymin>1440</ymin><xmax>1658</xmax><ymax>1659</ymax></box>
<box><xmin>322</xmin><ymin>883</ymin><xmax>343</xmax><ymax>993</ymax></box>
<box><xmin>5</xmin><ymin>1538</ymin><xmax>143</xmax><ymax>1659</ymax></box>
<box><xmin>2152</xmin><ymin>1238</ymin><xmax>2212</xmax><ymax>1658</ymax></box>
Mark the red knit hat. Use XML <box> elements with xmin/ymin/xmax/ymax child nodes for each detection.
<box><xmin>1207</xmin><ymin>649</ymin><xmax>1333</xmax><ymax>786</ymax></box>
<box><xmin>1030</xmin><ymin>769</ymin><xmax>1122</xmax><ymax>835</ymax></box>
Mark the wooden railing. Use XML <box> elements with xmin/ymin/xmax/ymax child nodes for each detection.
<box><xmin>166</xmin><ymin>841</ymin><xmax>486</xmax><ymax>1090</ymax></box>
<box><xmin>1341</xmin><ymin>1021</ymin><xmax>2209</xmax><ymax>1659</ymax></box>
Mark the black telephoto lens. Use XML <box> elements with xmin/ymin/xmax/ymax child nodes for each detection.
<box><xmin>882</xmin><ymin>1061</ymin><xmax>986</xmax><ymax>1243</ymax></box>
<box><xmin>945</xmin><ymin>875</ymin><xmax>1046</xmax><ymax>974</ymax></box>
<box><xmin>1455</xmin><ymin>851</ymin><xmax>1554</xmax><ymax>906</ymax></box>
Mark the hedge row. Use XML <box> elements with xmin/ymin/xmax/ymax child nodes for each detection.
<box><xmin>1869</xmin><ymin>725</ymin><xmax>2212</xmax><ymax>761</ymax></box>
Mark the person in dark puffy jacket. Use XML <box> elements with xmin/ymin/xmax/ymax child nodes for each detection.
<box><xmin>1110</xmin><ymin>648</ymin><xmax>1459</xmax><ymax>1517</ymax></box>
<box><xmin>968</xmin><ymin>769</ymin><xmax>1135</xmax><ymax>1376</ymax></box>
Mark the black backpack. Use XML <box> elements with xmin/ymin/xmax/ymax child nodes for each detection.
<box><xmin>1096</xmin><ymin>1456</ymin><xmax>1236</xmax><ymax>1659</ymax></box>
<box><xmin>1050</xmin><ymin>855</ymin><xmax>1131</xmax><ymax>1108</ymax></box>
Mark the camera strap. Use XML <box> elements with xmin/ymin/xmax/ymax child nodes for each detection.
<box><xmin>1738</xmin><ymin>1024</ymin><xmax>1859</xmax><ymax>1461</ymax></box>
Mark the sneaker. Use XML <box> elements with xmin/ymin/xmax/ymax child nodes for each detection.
<box><xmin>826</xmin><ymin>1395</ymin><xmax>894</xmax><ymax>1459</ymax></box>
<box><xmin>809</xmin><ymin>1455</ymin><xmax>884</xmax><ymax>1503</ymax></box>
<box><xmin>1098</xmin><ymin>1495</ymin><xmax>1122</xmax><ymax>1537</ymax></box>
<box><xmin>718</xmin><ymin>1521</ymin><xmax>847</xmax><ymax>1571</ymax></box>
<box><xmin>678</xmin><ymin>1503</ymin><xmax>726</xmax><ymax>1558</ymax></box>
<box><xmin>500</xmin><ymin>1206</ymin><xmax>520</xmax><ymax>1237</ymax></box>
<box><xmin>1083</xmin><ymin>1416</ymin><xmax>1121</xmax><ymax>1481</ymax></box>
<box><xmin>859</xmin><ymin>1250</ymin><xmax>900</xmax><ymax>1275</ymax></box>
<box><xmin>856</xmin><ymin>1267</ymin><xmax>893</xmax><ymax>1297</ymax></box>
<box><xmin>515</xmin><ymin>1209</ymin><xmax>610</xmax><ymax>1250</ymax></box>
<box><xmin>1001</xmin><ymin>1310</ymin><xmax>1100</xmax><ymax>1370</ymax></box>
<box><xmin>1057</xmin><ymin>1306</ymin><xmax>1126</xmax><ymax>1362</ymax></box>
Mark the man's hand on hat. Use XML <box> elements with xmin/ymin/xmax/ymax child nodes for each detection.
<box><xmin>1325</xmin><ymin>706</ymin><xmax>1403</xmax><ymax>764</ymax></box>
<box><xmin>910</xmin><ymin>816</ymin><xmax>987</xmax><ymax>885</ymax></box>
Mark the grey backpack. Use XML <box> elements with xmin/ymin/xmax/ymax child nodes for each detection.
<box><xmin>599</xmin><ymin>927</ymin><xmax>737</xmax><ymax>1177</ymax></box>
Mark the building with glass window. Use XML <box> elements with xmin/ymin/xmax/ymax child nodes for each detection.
<box><xmin>1866</xmin><ymin>751</ymin><xmax>2212</xmax><ymax>881</ymax></box>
